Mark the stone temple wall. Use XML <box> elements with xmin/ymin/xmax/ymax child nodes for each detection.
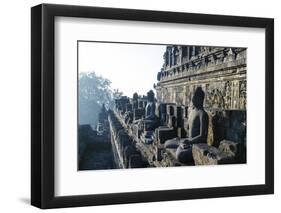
<box><xmin>156</xmin><ymin>46</ymin><xmax>246</xmax><ymax>110</ymax></box>
<box><xmin>155</xmin><ymin>46</ymin><xmax>246</xmax><ymax>154</ymax></box>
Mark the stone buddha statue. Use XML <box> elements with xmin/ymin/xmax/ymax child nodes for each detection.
<box><xmin>132</xmin><ymin>92</ymin><xmax>138</xmax><ymax>110</ymax></box>
<box><xmin>133</xmin><ymin>90</ymin><xmax>158</xmax><ymax>131</ymax></box>
<box><xmin>164</xmin><ymin>87</ymin><xmax>209</xmax><ymax>163</ymax></box>
<box><xmin>145</xmin><ymin>90</ymin><xmax>156</xmax><ymax>120</ymax></box>
<box><xmin>143</xmin><ymin>90</ymin><xmax>158</xmax><ymax>130</ymax></box>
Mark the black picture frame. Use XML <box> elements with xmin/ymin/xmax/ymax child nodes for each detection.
<box><xmin>31</xmin><ymin>3</ymin><xmax>274</xmax><ymax>209</ymax></box>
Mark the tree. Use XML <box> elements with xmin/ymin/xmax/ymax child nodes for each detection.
<box><xmin>79</xmin><ymin>72</ymin><xmax>123</xmax><ymax>125</ymax></box>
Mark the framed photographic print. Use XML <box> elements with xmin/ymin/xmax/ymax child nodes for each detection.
<box><xmin>31</xmin><ymin>3</ymin><xmax>274</xmax><ymax>209</ymax></box>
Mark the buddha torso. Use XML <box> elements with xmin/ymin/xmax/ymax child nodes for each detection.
<box><xmin>187</xmin><ymin>107</ymin><xmax>208</xmax><ymax>143</ymax></box>
<box><xmin>145</xmin><ymin>102</ymin><xmax>156</xmax><ymax>120</ymax></box>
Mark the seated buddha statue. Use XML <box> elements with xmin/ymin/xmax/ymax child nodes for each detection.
<box><xmin>134</xmin><ymin>90</ymin><xmax>158</xmax><ymax>131</ymax></box>
<box><xmin>164</xmin><ymin>87</ymin><xmax>209</xmax><ymax>163</ymax></box>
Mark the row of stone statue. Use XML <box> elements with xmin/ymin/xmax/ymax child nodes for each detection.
<box><xmin>115</xmin><ymin>87</ymin><xmax>209</xmax><ymax>164</ymax></box>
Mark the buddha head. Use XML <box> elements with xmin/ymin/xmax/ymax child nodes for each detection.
<box><xmin>147</xmin><ymin>90</ymin><xmax>155</xmax><ymax>103</ymax></box>
<box><xmin>192</xmin><ymin>87</ymin><xmax>205</xmax><ymax>109</ymax></box>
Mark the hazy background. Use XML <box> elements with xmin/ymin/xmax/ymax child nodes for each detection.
<box><xmin>78</xmin><ymin>41</ymin><xmax>166</xmax><ymax>125</ymax></box>
<box><xmin>79</xmin><ymin>41</ymin><xmax>166</xmax><ymax>96</ymax></box>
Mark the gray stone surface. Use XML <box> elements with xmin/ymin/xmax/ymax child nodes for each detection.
<box><xmin>192</xmin><ymin>140</ymin><xmax>243</xmax><ymax>165</ymax></box>
<box><xmin>192</xmin><ymin>143</ymin><xmax>220</xmax><ymax>165</ymax></box>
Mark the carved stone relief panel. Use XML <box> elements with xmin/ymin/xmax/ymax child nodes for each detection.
<box><xmin>239</xmin><ymin>80</ymin><xmax>247</xmax><ymax>109</ymax></box>
<box><xmin>224</xmin><ymin>81</ymin><xmax>232</xmax><ymax>109</ymax></box>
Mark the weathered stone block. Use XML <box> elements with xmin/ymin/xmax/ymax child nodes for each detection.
<box><xmin>156</xmin><ymin>126</ymin><xmax>177</xmax><ymax>144</ymax></box>
<box><xmin>192</xmin><ymin>141</ymin><xmax>240</xmax><ymax>165</ymax></box>
<box><xmin>206</xmin><ymin>110</ymin><xmax>246</xmax><ymax>148</ymax></box>
<box><xmin>207</xmin><ymin>111</ymin><xmax>214</xmax><ymax>146</ymax></box>
<box><xmin>133</xmin><ymin>108</ymin><xmax>145</xmax><ymax>120</ymax></box>
<box><xmin>129</xmin><ymin>154</ymin><xmax>144</xmax><ymax>168</ymax></box>
<box><xmin>219</xmin><ymin>139</ymin><xmax>245</xmax><ymax>163</ymax></box>
<box><xmin>131</xmin><ymin>124</ymin><xmax>142</xmax><ymax>139</ymax></box>
<box><xmin>192</xmin><ymin>143</ymin><xmax>220</xmax><ymax>165</ymax></box>
<box><xmin>155</xmin><ymin>145</ymin><xmax>164</xmax><ymax>161</ymax></box>
<box><xmin>219</xmin><ymin>140</ymin><xmax>238</xmax><ymax>157</ymax></box>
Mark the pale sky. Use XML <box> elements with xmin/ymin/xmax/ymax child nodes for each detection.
<box><xmin>78</xmin><ymin>41</ymin><xmax>166</xmax><ymax>97</ymax></box>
